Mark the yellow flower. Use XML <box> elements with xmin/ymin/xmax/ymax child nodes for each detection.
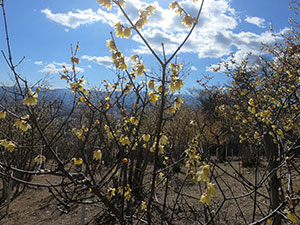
<box><xmin>124</xmin><ymin>190</ymin><xmax>131</xmax><ymax>201</ymax></box>
<box><xmin>277</xmin><ymin>129</ymin><xmax>283</xmax><ymax>136</ymax></box>
<box><xmin>142</xmin><ymin>134</ymin><xmax>151</xmax><ymax>142</ymax></box>
<box><xmin>115</xmin><ymin>22</ymin><xmax>123</xmax><ymax>37</ymax></box>
<box><xmin>233</xmin><ymin>105</ymin><xmax>240</xmax><ymax>110</ymax></box>
<box><xmin>141</xmin><ymin>201</ymin><xmax>147</xmax><ymax>211</ymax></box>
<box><xmin>174</xmin><ymin>97</ymin><xmax>183</xmax><ymax>109</ymax></box>
<box><xmin>170</xmin><ymin>79</ymin><xmax>184</xmax><ymax>92</ymax></box>
<box><xmin>0</xmin><ymin>139</ymin><xmax>15</xmax><ymax>152</ymax></box>
<box><xmin>156</xmin><ymin>85</ymin><xmax>162</xmax><ymax>93</ymax></box>
<box><xmin>118</xmin><ymin>0</ymin><xmax>125</xmax><ymax>7</ymax></box>
<box><xmin>190</xmin><ymin>120</ymin><xmax>196</xmax><ymax>126</ymax></box>
<box><xmin>97</xmin><ymin>0</ymin><xmax>112</xmax><ymax>10</ymax></box>
<box><xmin>34</xmin><ymin>155</ymin><xmax>46</xmax><ymax>164</ymax></box>
<box><xmin>149</xmin><ymin>92</ymin><xmax>159</xmax><ymax>102</ymax></box>
<box><xmin>118</xmin><ymin>186</ymin><xmax>124</xmax><ymax>195</ymax></box>
<box><xmin>248</xmin><ymin>98</ymin><xmax>255</xmax><ymax>107</ymax></box>
<box><xmin>106</xmin><ymin>39</ymin><xmax>117</xmax><ymax>52</ymax></box>
<box><xmin>248</xmin><ymin>106</ymin><xmax>256</xmax><ymax>114</ymax></box>
<box><xmin>23</xmin><ymin>89</ymin><xmax>38</xmax><ymax>106</ymax></box>
<box><xmin>120</xmin><ymin>135</ymin><xmax>130</xmax><ymax>146</ymax></box>
<box><xmin>200</xmin><ymin>164</ymin><xmax>210</xmax><ymax>182</ymax></box>
<box><xmin>135</xmin><ymin>63</ymin><xmax>146</xmax><ymax>76</ymax></box>
<box><xmin>129</xmin><ymin>116</ymin><xmax>138</xmax><ymax>125</ymax></box>
<box><xmin>181</xmin><ymin>14</ymin><xmax>194</xmax><ymax>28</ymax></box>
<box><xmin>130</xmin><ymin>54</ymin><xmax>138</xmax><ymax>62</ymax></box>
<box><xmin>169</xmin><ymin>1</ymin><xmax>179</xmax><ymax>10</ymax></box>
<box><xmin>200</xmin><ymin>193</ymin><xmax>210</xmax><ymax>205</ymax></box>
<box><xmin>285</xmin><ymin>210</ymin><xmax>299</xmax><ymax>223</ymax></box>
<box><xmin>168</xmin><ymin>106</ymin><xmax>176</xmax><ymax>114</ymax></box>
<box><xmin>135</xmin><ymin>17</ymin><xmax>147</xmax><ymax>30</ymax></box>
<box><xmin>72</xmin><ymin>158</ymin><xmax>83</xmax><ymax>165</ymax></box>
<box><xmin>206</xmin><ymin>183</ymin><xmax>216</xmax><ymax>197</ymax></box>
<box><xmin>72</xmin><ymin>128</ymin><xmax>85</xmax><ymax>141</ymax></box>
<box><xmin>108</xmin><ymin>131</ymin><xmax>114</xmax><ymax>140</ymax></box>
<box><xmin>123</xmin><ymin>27</ymin><xmax>132</xmax><ymax>38</ymax></box>
<box><xmin>0</xmin><ymin>111</ymin><xmax>6</xmax><ymax>119</ymax></box>
<box><xmin>107</xmin><ymin>187</ymin><xmax>116</xmax><ymax>199</ymax></box>
<box><xmin>158</xmin><ymin>144</ymin><xmax>164</xmax><ymax>154</ymax></box>
<box><xmin>148</xmin><ymin>80</ymin><xmax>155</xmax><ymax>90</ymax></box>
<box><xmin>82</xmin><ymin>125</ymin><xmax>89</xmax><ymax>132</ymax></box>
<box><xmin>169</xmin><ymin>1</ymin><xmax>184</xmax><ymax>15</ymax></box>
<box><xmin>159</xmin><ymin>135</ymin><xmax>168</xmax><ymax>145</ymax></box>
<box><xmin>24</xmin><ymin>96</ymin><xmax>38</xmax><ymax>106</ymax></box>
<box><xmin>14</xmin><ymin>118</ymin><xmax>31</xmax><ymax>132</ymax></box>
<box><xmin>93</xmin><ymin>150</ymin><xmax>102</xmax><ymax>161</ymax></box>
<box><xmin>124</xmin><ymin>82</ymin><xmax>133</xmax><ymax>94</ymax></box>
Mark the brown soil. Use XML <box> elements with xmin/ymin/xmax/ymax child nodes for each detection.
<box><xmin>0</xmin><ymin>160</ymin><xmax>299</xmax><ymax>225</ymax></box>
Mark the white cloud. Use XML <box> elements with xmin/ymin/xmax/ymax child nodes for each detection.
<box><xmin>34</xmin><ymin>61</ymin><xmax>43</xmax><ymax>65</ymax></box>
<box><xmin>245</xmin><ymin>16</ymin><xmax>266</xmax><ymax>28</ymax></box>
<box><xmin>41</xmin><ymin>0</ymin><xmax>285</xmax><ymax>66</ymax></box>
<box><xmin>39</xmin><ymin>62</ymin><xmax>84</xmax><ymax>74</ymax></box>
<box><xmin>41</xmin><ymin>8</ymin><xmax>112</xmax><ymax>29</ymax></box>
<box><xmin>190</xmin><ymin>66</ymin><xmax>197</xmax><ymax>71</ymax></box>
<box><xmin>190</xmin><ymin>66</ymin><xmax>198</xmax><ymax>71</ymax></box>
<box><xmin>81</xmin><ymin>55</ymin><xmax>113</xmax><ymax>69</ymax></box>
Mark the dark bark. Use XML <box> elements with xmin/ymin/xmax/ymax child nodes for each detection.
<box><xmin>263</xmin><ymin>134</ymin><xmax>283</xmax><ymax>225</ymax></box>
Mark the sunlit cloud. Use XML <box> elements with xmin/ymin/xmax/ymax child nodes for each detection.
<box><xmin>39</xmin><ymin>62</ymin><xmax>84</xmax><ymax>74</ymax></box>
<box><xmin>81</xmin><ymin>55</ymin><xmax>113</xmax><ymax>69</ymax></box>
<box><xmin>34</xmin><ymin>61</ymin><xmax>43</xmax><ymax>65</ymax></box>
<box><xmin>245</xmin><ymin>16</ymin><xmax>266</xmax><ymax>28</ymax></box>
<box><xmin>41</xmin><ymin>0</ymin><xmax>286</xmax><ymax>66</ymax></box>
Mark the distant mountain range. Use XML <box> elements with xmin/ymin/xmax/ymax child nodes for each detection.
<box><xmin>0</xmin><ymin>86</ymin><xmax>200</xmax><ymax>107</ymax></box>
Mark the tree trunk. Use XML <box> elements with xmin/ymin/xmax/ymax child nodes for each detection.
<box><xmin>263</xmin><ymin>134</ymin><xmax>282</xmax><ymax>225</ymax></box>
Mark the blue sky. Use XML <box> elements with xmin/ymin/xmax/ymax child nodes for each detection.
<box><xmin>0</xmin><ymin>0</ymin><xmax>294</xmax><ymax>90</ymax></box>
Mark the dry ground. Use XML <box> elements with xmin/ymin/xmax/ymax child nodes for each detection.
<box><xmin>0</xmin><ymin>160</ymin><xmax>299</xmax><ymax>225</ymax></box>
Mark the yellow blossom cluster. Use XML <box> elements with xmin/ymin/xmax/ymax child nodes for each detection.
<box><xmin>72</xmin><ymin>125</ymin><xmax>89</xmax><ymax>141</ymax></box>
<box><xmin>148</xmin><ymin>79</ymin><xmax>155</xmax><ymax>90</ymax></box>
<box><xmin>97</xmin><ymin>0</ymin><xmax>112</xmax><ymax>10</ymax></box>
<box><xmin>34</xmin><ymin>155</ymin><xmax>46</xmax><ymax>164</ymax></box>
<box><xmin>0</xmin><ymin>111</ymin><xmax>6</xmax><ymax>119</ymax></box>
<box><xmin>168</xmin><ymin>97</ymin><xmax>183</xmax><ymax>115</ymax></box>
<box><xmin>149</xmin><ymin>91</ymin><xmax>159</xmax><ymax>103</ymax></box>
<box><xmin>93</xmin><ymin>149</ymin><xmax>102</xmax><ymax>161</ymax></box>
<box><xmin>169</xmin><ymin>63</ymin><xmax>184</xmax><ymax>92</ymax></box>
<box><xmin>14</xmin><ymin>115</ymin><xmax>31</xmax><ymax>132</ymax></box>
<box><xmin>107</xmin><ymin>187</ymin><xmax>116</xmax><ymax>199</ymax></box>
<box><xmin>72</xmin><ymin>157</ymin><xmax>83</xmax><ymax>165</ymax></box>
<box><xmin>23</xmin><ymin>89</ymin><xmax>38</xmax><ymax>106</ymax></box>
<box><xmin>115</xmin><ymin>22</ymin><xmax>132</xmax><ymax>38</ymax></box>
<box><xmin>107</xmin><ymin>39</ymin><xmax>129</xmax><ymax>70</ymax></box>
<box><xmin>169</xmin><ymin>1</ymin><xmax>196</xmax><ymax>28</ymax></box>
<box><xmin>284</xmin><ymin>209</ymin><xmax>300</xmax><ymax>223</ymax></box>
<box><xmin>123</xmin><ymin>184</ymin><xmax>132</xmax><ymax>201</ymax></box>
<box><xmin>124</xmin><ymin>82</ymin><xmax>133</xmax><ymax>94</ymax></box>
<box><xmin>0</xmin><ymin>139</ymin><xmax>15</xmax><ymax>152</ymax></box>
<box><xmin>183</xmin><ymin>132</ymin><xmax>216</xmax><ymax>205</ymax></box>
<box><xmin>119</xmin><ymin>135</ymin><xmax>130</xmax><ymax>146</ymax></box>
<box><xmin>149</xmin><ymin>135</ymin><xmax>168</xmax><ymax>155</ymax></box>
<box><xmin>135</xmin><ymin>5</ymin><xmax>155</xmax><ymax>30</ymax></box>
